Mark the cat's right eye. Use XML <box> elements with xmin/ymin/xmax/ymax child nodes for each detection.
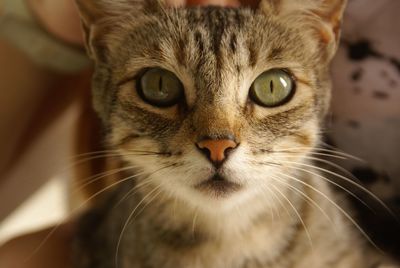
<box><xmin>137</xmin><ymin>68</ymin><xmax>184</xmax><ymax>107</ymax></box>
<box><xmin>249</xmin><ymin>69</ymin><xmax>295</xmax><ymax>108</ymax></box>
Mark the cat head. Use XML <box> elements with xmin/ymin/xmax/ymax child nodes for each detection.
<box><xmin>75</xmin><ymin>0</ymin><xmax>346</xmax><ymax>215</ymax></box>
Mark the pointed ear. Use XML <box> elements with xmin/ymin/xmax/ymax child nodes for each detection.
<box><xmin>259</xmin><ymin>0</ymin><xmax>347</xmax><ymax>59</ymax></box>
<box><xmin>74</xmin><ymin>0</ymin><xmax>165</xmax><ymax>60</ymax></box>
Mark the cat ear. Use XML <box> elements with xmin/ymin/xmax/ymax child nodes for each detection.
<box><xmin>259</xmin><ymin>0</ymin><xmax>347</xmax><ymax>59</ymax></box>
<box><xmin>74</xmin><ymin>0</ymin><xmax>165</xmax><ymax>60</ymax></box>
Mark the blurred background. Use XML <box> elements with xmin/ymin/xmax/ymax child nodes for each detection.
<box><xmin>0</xmin><ymin>0</ymin><xmax>399</xmax><ymax>248</ymax></box>
<box><xmin>0</xmin><ymin>85</ymin><xmax>78</xmax><ymax>244</ymax></box>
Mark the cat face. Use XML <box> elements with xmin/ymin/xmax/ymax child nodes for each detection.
<box><xmin>76</xmin><ymin>0</ymin><xmax>346</xmax><ymax>213</ymax></box>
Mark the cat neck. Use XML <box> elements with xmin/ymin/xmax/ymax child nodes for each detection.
<box><xmin>116</xmin><ymin>175</ymin><xmax>314</xmax><ymax>268</ymax></box>
<box><xmin>88</xmin><ymin>170</ymin><xmax>359</xmax><ymax>268</ymax></box>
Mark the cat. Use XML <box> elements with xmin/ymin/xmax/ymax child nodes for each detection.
<box><xmin>72</xmin><ymin>0</ymin><xmax>398</xmax><ymax>267</ymax></box>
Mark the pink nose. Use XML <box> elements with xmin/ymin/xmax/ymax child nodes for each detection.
<box><xmin>196</xmin><ymin>139</ymin><xmax>238</xmax><ymax>166</ymax></box>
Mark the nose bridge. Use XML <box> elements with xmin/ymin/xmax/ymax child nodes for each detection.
<box><xmin>192</xmin><ymin>103</ymin><xmax>238</xmax><ymax>139</ymax></box>
<box><xmin>190</xmin><ymin>93</ymin><xmax>242</xmax><ymax>167</ymax></box>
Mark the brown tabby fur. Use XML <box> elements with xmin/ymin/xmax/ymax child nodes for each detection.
<box><xmin>72</xmin><ymin>0</ymin><xmax>397</xmax><ymax>267</ymax></box>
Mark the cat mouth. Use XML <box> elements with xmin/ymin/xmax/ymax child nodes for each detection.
<box><xmin>195</xmin><ymin>174</ymin><xmax>241</xmax><ymax>197</ymax></box>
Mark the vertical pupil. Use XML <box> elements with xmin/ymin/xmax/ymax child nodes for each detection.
<box><xmin>270</xmin><ymin>80</ymin><xmax>274</xmax><ymax>93</ymax></box>
<box><xmin>158</xmin><ymin>75</ymin><xmax>163</xmax><ymax>93</ymax></box>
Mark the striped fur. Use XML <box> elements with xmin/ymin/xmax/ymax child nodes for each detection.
<box><xmin>73</xmin><ymin>1</ymin><xmax>397</xmax><ymax>267</ymax></box>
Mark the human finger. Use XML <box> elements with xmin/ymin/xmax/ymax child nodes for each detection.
<box><xmin>28</xmin><ymin>0</ymin><xmax>84</xmax><ymax>45</ymax></box>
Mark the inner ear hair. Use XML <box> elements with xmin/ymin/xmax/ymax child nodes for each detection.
<box><xmin>74</xmin><ymin>0</ymin><xmax>166</xmax><ymax>61</ymax></box>
<box><xmin>259</xmin><ymin>0</ymin><xmax>347</xmax><ymax>40</ymax></box>
<box><xmin>315</xmin><ymin>0</ymin><xmax>347</xmax><ymax>44</ymax></box>
<box><xmin>259</xmin><ymin>0</ymin><xmax>347</xmax><ymax>58</ymax></box>
<box><xmin>74</xmin><ymin>0</ymin><xmax>106</xmax><ymax>26</ymax></box>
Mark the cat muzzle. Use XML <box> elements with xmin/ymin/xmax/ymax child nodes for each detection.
<box><xmin>196</xmin><ymin>138</ymin><xmax>238</xmax><ymax>168</ymax></box>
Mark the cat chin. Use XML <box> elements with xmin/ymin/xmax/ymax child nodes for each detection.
<box><xmin>194</xmin><ymin>174</ymin><xmax>242</xmax><ymax>199</ymax></box>
<box><xmin>162</xmin><ymin>183</ymin><xmax>284</xmax><ymax>238</ymax></box>
<box><xmin>130</xmin><ymin>147</ymin><xmax>289</xmax><ymax>215</ymax></box>
<box><xmin>164</xmin><ymin>178</ymin><xmax>276</xmax><ymax>215</ymax></box>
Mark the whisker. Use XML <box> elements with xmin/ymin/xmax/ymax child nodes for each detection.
<box><xmin>272</xmin><ymin>150</ymin><xmax>346</xmax><ymax>160</ymax></box>
<box><xmin>253</xmin><ymin>184</ymin><xmax>278</xmax><ymax>220</ymax></box>
<box><xmin>260</xmin><ymin>160</ymin><xmax>370</xmax><ymax>210</ymax></box>
<box><xmin>262</xmin><ymin>162</ymin><xmax>380</xmax><ymax>250</ymax></box>
<box><xmin>267</xmin><ymin>185</ymin><xmax>284</xmax><ymax>221</ymax></box>
<box><xmin>113</xmin><ymin>178</ymin><xmax>155</xmax><ymax>209</ymax></box>
<box><xmin>73</xmin><ymin>165</ymin><xmax>138</xmax><ymax>191</ymax></box>
<box><xmin>278</xmin><ymin>160</ymin><xmax>394</xmax><ymax>217</ymax></box>
<box><xmin>273</xmin><ymin>147</ymin><xmax>364</xmax><ymax>162</ymax></box>
<box><xmin>70</xmin><ymin>150</ymin><xmax>121</xmax><ymax>159</ymax></box>
<box><xmin>274</xmin><ymin>154</ymin><xmax>362</xmax><ymax>185</ymax></box>
<box><xmin>313</xmin><ymin>148</ymin><xmax>364</xmax><ymax>162</ymax></box>
<box><xmin>115</xmin><ymin>185</ymin><xmax>164</xmax><ymax>268</ymax></box>
<box><xmin>71</xmin><ymin>149</ymin><xmax>170</xmax><ymax>160</ymax></box>
<box><xmin>24</xmin><ymin>171</ymin><xmax>142</xmax><ymax>263</ymax></box>
<box><xmin>192</xmin><ymin>207</ymin><xmax>199</xmax><ymax>239</ymax></box>
<box><xmin>26</xmin><ymin>161</ymin><xmax>176</xmax><ymax>262</ymax></box>
<box><xmin>66</xmin><ymin>151</ymin><xmax>171</xmax><ymax>172</ymax></box>
<box><xmin>78</xmin><ymin>173</ymin><xmax>144</xmax><ymax>206</ymax></box>
<box><xmin>320</xmin><ymin>141</ymin><xmax>359</xmax><ymax>158</ymax></box>
<box><xmin>113</xmin><ymin>164</ymin><xmax>178</xmax><ymax>208</ymax></box>
<box><xmin>270</xmin><ymin>184</ymin><xmax>314</xmax><ymax>249</ymax></box>
<box><xmin>269</xmin><ymin>175</ymin><xmax>335</xmax><ymax>229</ymax></box>
<box><xmin>130</xmin><ymin>187</ymin><xmax>166</xmax><ymax>223</ymax></box>
<box><xmin>173</xmin><ymin>194</ymin><xmax>179</xmax><ymax>223</ymax></box>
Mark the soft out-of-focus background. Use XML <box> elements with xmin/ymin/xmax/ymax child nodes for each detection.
<box><xmin>0</xmin><ymin>177</ymin><xmax>68</xmax><ymax>243</ymax></box>
<box><xmin>0</xmin><ymin>102</ymin><xmax>78</xmax><ymax>244</ymax></box>
<box><xmin>330</xmin><ymin>0</ymin><xmax>400</xmax><ymax>194</ymax></box>
<box><xmin>0</xmin><ymin>0</ymin><xmax>399</xmax><ymax>246</ymax></box>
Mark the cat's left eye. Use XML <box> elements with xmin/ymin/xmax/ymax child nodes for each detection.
<box><xmin>249</xmin><ymin>69</ymin><xmax>295</xmax><ymax>107</ymax></box>
<box><xmin>137</xmin><ymin>68</ymin><xmax>184</xmax><ymax>107</ymax></box>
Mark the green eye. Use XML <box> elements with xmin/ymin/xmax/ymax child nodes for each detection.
<box><xmin>137</xmin><ymin>68</ymin><xmax>184</xmax><ymax>107</ymax></box>
<box><xmin>250</xmin><ymin>69</ymin><xmax>295</xmax><ymax>107</ymax></box>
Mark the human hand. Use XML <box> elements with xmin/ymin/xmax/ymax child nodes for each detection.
<box><xmin>28</xmin><ymin>0</ymin><xmax>84</xmax><ymax>45</ymax></box>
